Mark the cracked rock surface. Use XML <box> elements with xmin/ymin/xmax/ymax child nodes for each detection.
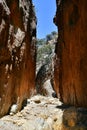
<box><xmin>0</xmin><ymin>95</ymin><xmax>87</xmax><ymax>130</ymax></box>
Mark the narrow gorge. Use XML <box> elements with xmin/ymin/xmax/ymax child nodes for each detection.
<box><xmin>0</xmin><ymin>0</ymin><xmax>87</xmax><ymax>130</ymax></box>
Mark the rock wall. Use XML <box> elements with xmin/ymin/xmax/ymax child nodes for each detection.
<box><xmin>0</xmin><ymin>0</ymin><xmax>36</xmax><ymax>117</ymax></box>
<box><xmin>54</xmin><ymin>0</ymin><xmax>87</xmax><ymax>107</ymax></box>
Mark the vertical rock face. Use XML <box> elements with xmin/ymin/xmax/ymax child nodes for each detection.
<box><xmin>0</xmin><ymin>0</ymin><xmax>36</xmax><ymax>117</ymax></box>
<box><xmin>54</xmin><ymin>0</ymin><xmax>87</xmax><ymax>107</ymax></box>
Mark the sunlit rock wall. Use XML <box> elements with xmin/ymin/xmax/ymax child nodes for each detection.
<box><xmin>54</xmin><ymin>0</ymin><xmax>87</xmax><ymax>107</ymax></box>
<box><xmin>0</xmin><ymin>0</ymin><xmax>36</xmax><ymax>117</ymax></box>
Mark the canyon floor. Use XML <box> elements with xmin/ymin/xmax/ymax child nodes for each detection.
<box><xmin>0</xmin><ymin>95</ymin><xmax>87</xmax><ymax>130</ymax></box>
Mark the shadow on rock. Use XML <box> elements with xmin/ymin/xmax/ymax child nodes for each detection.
<box><xmin>62</xmin><ymin>107</ymin><xmax>87</xmax><ymax>130</ymax></box>
<box><xmin>56</xmin><ymin>104</ymin><xmax>72</xmax><ymax>110</ymax></box>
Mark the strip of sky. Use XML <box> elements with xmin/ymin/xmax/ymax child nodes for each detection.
<box><xmin>33</xmin><ymin>0</ymin><xmax>57</xmax><ymax>39</ymax></box>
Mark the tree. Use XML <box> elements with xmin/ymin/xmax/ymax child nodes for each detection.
<box><xmin>51</xmin><ymin>31</ymin><xmax>57</xmax><ymax>36</ymax></box>
<box><xmin>46</xmin><ymin>34</ymin><xmax>53</xmax><ymax>42</ymax></box>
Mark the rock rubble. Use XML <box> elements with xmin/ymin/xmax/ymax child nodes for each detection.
<box><xmin>0</xmin><ymin>95</ymin><xmax>87</xmax><ymax>130</ymax></box>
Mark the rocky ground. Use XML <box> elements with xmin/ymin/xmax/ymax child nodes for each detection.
<box><xmin>0</xmin><ymin>95</ymin><xmax>87</xmax><ymax>130</ymax></box>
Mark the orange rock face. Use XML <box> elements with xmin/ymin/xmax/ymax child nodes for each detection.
<box><xmin>54</xmin><ymin>0</ymin><xmax>87</xmax><ymax>107</ymax></box>
<box><xmin>0</xmin><ymin>0</ymin><xmax>36</xmax><ymax>117</ymax></box>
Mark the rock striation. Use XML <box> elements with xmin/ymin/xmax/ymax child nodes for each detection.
<box><xmin>54</xmin><ymin>0</ymin><xmax>87</xmax><ymax>107</ymax></box>
<box><xmin>0</xmin><ymin>0</ymin><xmax>36</xmax><ymax>117</ymax></box>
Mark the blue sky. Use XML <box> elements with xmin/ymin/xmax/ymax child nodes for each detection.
<box><xmin>33</xmin><ymin>0</ymin><xmax>57</xmax><ymax>39</ymax></box>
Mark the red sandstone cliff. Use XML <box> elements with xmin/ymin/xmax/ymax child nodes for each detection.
<box><xmin>54</xmin><ymin>0</ymin><xmax>87</xmax><ymax>107</ymax></box>
<box><xmin>0</xmin><ymin>0</ymin><xmax>36</xmax><ymax>117</ymax></box>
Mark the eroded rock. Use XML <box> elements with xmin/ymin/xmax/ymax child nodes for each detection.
<box><xmin>54</xmin><ymin>0</ymin><xmax>87</xmax><ymax>107</ymax></box>
<box><xmin>0</xmin><ymin>0</ymin><xmax>36</xmax><ymax>117</ymax></box>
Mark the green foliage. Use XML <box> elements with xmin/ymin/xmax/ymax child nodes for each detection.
<box><xmin>46</xmin><ymin>31</ymin><xmax>58</xmax><ymax>42</ymax></box>
<box><xmin>36</xmin><ymin>38</ymin><xmax>46</xmax><ymax>46</ymax></box>
<box><xmin>37</xmin><ymin>41</ymin><xmax>55</xmax><ymax>64</ymax></box>
<box><xmin>46</xmin><ymin>34</ymin><xmax>53</xmax><ymax>41</ymax></box>
<box><xmin>51</xmin><ymin>31</ymin><xmax>57</xmax><ymax>36</ymax></box>
<box><xmin>36</xmin><ymin>31</ymin><xmax>57</xmax><ymax>65</ymax></box>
